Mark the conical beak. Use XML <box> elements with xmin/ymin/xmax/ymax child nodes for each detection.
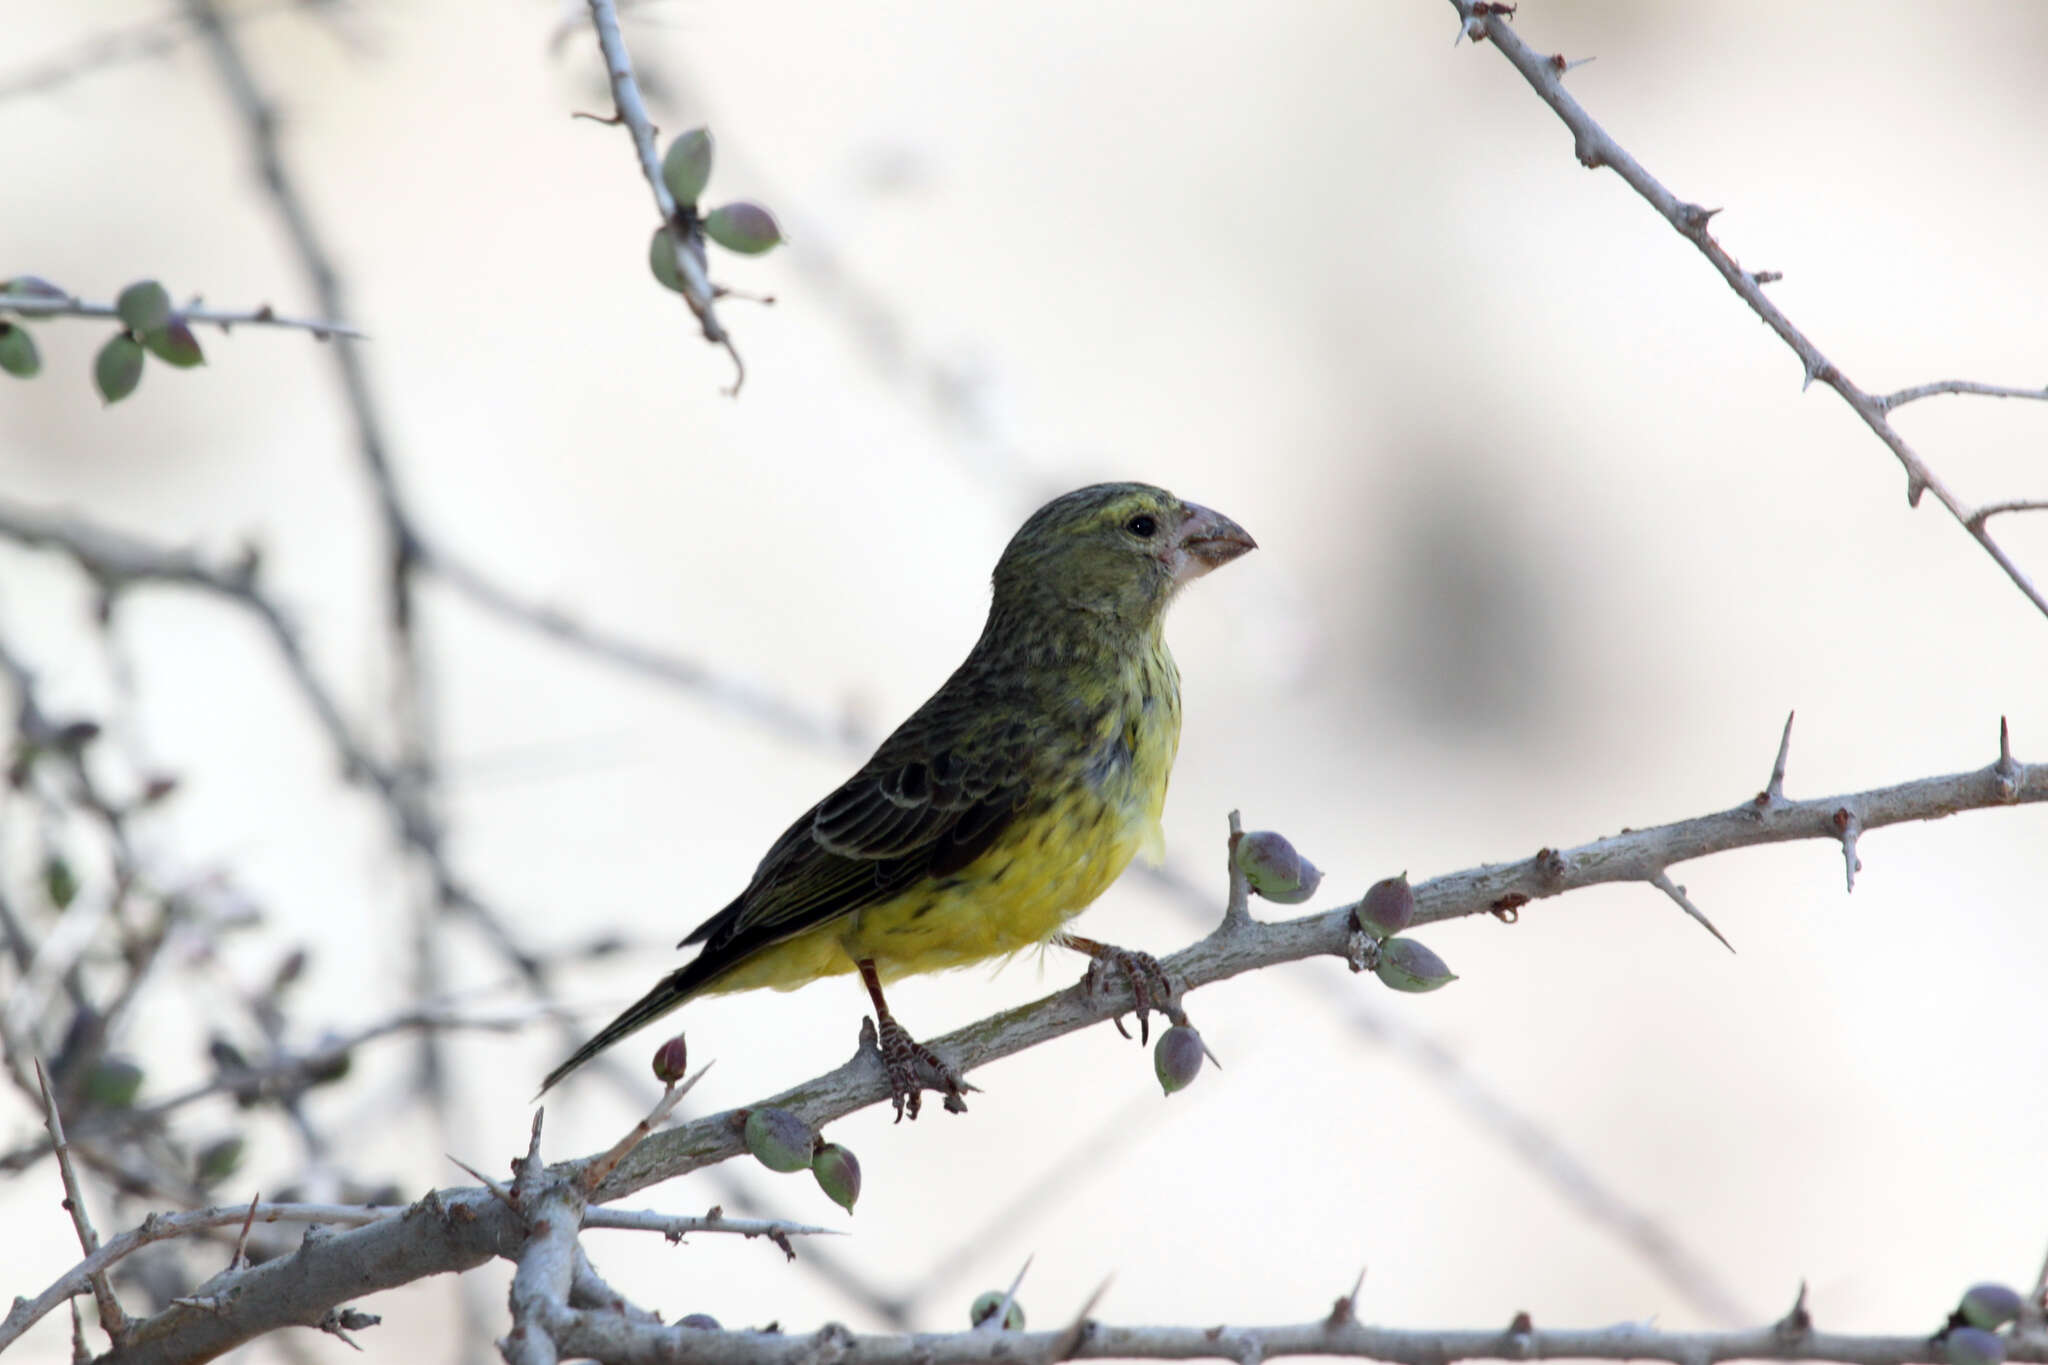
<box><xmin>1179</xmin><ymin>502</ymin><xmax>1257</xmax><ymax>570</ymax></box>
<box><xmin>1174</xmin><ymin>502</ymin><xmax>1256</xmax><ymax>584</ymax></box>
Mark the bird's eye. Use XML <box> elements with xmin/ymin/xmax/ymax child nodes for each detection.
<box><xmin>1125</xmin><ymin>514</ymin><xmax>1158</xmax><ymax>539</ymax></box>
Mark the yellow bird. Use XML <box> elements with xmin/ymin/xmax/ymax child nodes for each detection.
<box><xmin>542</xmin><ymin>483</ymin><xmax>1255</xmax><ymax>1117</ymax></box>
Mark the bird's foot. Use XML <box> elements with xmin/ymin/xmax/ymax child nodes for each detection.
<box><xmin>859</xmin><ymin>1016</ymin><xmax>973</xmax><ymax>1122</ymax></box>
<box><xmin>1063</xmin><ymin>935</ymin><xmax>1181</xmax><ymax>1043</ymax></box>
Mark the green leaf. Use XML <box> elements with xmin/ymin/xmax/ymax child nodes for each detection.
<box><xmin>116</xmin><ymin>280</ymin><xmax>172</xmax><ymax>333</ymax></box>
<box><xmin>143</xmin><ymin>318</ymin><xmax>204</xmax><ymax>368</ymax></box>
<box><xmin>0</xmin><ymin>323</ymin><xmax>39</xmax><ymax>378</ymax></box>
<box><xmin>662</xmin><ymin>127</ymin><xmax>714</xmax><ymax>207</ymax></box>
<box><xmin>702</xmin><ymin>201</ymin><xmax>783</xmax><ymax>255</ymax></box>
<box><xmin>95</xmin><ymin>334</ymin><xmax>144</xmax><ymax>403</ymax></box>
<box><xmin>648</xmin><ymin>226</ymin><xmax>687</xmax><ymax>293</ymax></box>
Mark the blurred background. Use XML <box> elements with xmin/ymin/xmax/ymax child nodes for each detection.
<box><xmin>3</xmin><ymin>1</ymin><xmax>2047</xmax><ymax>1360</ymax></box>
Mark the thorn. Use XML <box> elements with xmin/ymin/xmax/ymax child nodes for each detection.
<box><xmin>1679</xmin><ymin>203</ymin><xmax>1721</xmax><ymax>232</ymax></box>
<box><xmin>1048</xmin><ymin>1277</ymin><xmax>1112</xmax><ymax>1363</ymax></box>
<box><xmin>229</xmin><ymin>1192</ymin><xmax>261</xmax><ymax>1271</ymax></box>
<box><xmin>1751</xmin><ymin>270</ymin><xmax>1782</xmax><ymax>285</ymax></box>
<box><xmin>1326</xmin><ymin>1267</ymin><xmax>1368</xmax><ymax>1328</ymax></box>
<box><xmin>1994</xmin><ymin>715</ymin><xmax>2021</xmax><ymax>801</ymax></box>
<box><xmin>448</xmin><ymin>1155</ymin><xmax>518</xmax><ymax>1211</ymax></box>
<box><xmin>1906</xmin><ymin>475</ymin><xmax>1927</xmax><ymax>509</ymax></box>
<box><xmin>1756</xmin><ymin>710</ymin><xmax>1795</xmax><ymax>808</ymax></box>
<box><xmin>1774</xmin><ymin>1281</ymin><xmax>1812</xmax><ymax>1339</ymax></box>
<box><xmin>1831</xmin><ymin>809</ymin><xmax>1862</xmax><ymax>891</ymax></box>
<box><xmin>1801</xmin><ymin>357</ymin><xmax>1836</xmax><ymax>392</ymax></box>
<box><xmin>1649</xmin><ymin>870</ymin><xmax>1736</xmax><ymax>953</ymax></box>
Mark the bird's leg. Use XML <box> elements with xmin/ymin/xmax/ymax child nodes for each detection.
<box><xmin>857</xmin><ymin>959</ymin><xmax>972</xmax><ymax>1122</ymax></box>
<box><xmin>1056</xmin><ymin>933</ymin><xmax>1181</xmax><ymax>1043</ymax></box>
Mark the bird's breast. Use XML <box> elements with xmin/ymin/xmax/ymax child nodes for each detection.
<box><xmin>847</xmin><ymin>643</ymin><xmax>1182</xmax><ymax>980</ymax></box>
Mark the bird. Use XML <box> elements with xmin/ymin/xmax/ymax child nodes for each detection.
<box><xmin>541</xmin><ymin>483</ymin><xmax>1255</xmax><ymax>1118</ymax></box>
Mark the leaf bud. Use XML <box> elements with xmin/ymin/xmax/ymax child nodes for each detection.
<box><xmin>811</xmin><ymin>1141</ymin><xmax>861</xmax><ymax>1212</ymax></box>
<box><xmin>196</xmin><ymin>1135</ymin><xmax>245</xmax><ymax>1186</ymax></box>
<box><xmin>0</xmin><ymin>322</ymin><xmax>39</xmax><ymax>378</ymax></box>
<box><xmin>1153</xmin><ymin>1023</ymin><xmax>1205</xmax><ymax>1095</ymax></box>
<box><xmin>116</xmin><ymin>281</ymin><xmax>172</xmax><ymax>334</ymax></box>
<box><xmin>1355</xmin><ymin>874</ymin><xmax>1416</xmax><ymax>938</ymax></box>
<box><xmin>1959</xmin><ymin>1284</ymin><xmax>2023</xmax><ymax>1332</ymax></box>
<box><xmin>662</xmin><ymin>127</ymin><xmax>715</xmax><ymax>207</ymax></box>
<box><xmin>651</xmin><ymin>1033</ymin><xmax>690</xmax><ymax>1085</ymax></box>
<box><xmin>970</xmin><ymin>1292</ymin><xmax>1026</xmax><ymax>1331</ymax></box>
<box><xmin>743</xmin><ymin>1105</ymin><xmax>817</xmax><ymax>1173</ymax></box>
<box><xmin>95</xmin><ymin>333</ymin><xmax>144</xmax><ymax>404</ymax></box>
<box><xmin>1945</xmin><ymin>1328</ymin><xmax>2008</xmax><ymax>1365</ymax></box>
<box><xmin>1374</xmin><ymin>936</ymin><xmax>1456</xmax><ymax>992</ymax></box>
<box><xmin>143</xmin><ymin>319</ymin><xmax>204</xmax><ymax>368</ymax></box>
<box><xmin>84</xmin><ymin>1057</ymin><xmax>144</xmax><ymax>1109</ymax></box>
<box><xmin>703</xmin><ymin>201</ymin><xmax>783</xmax><ymax>255</ymax></box>
<box><xmin>648</xmin><ymin>226</ymin><xmax>688</xmax><ymax>293</ymax></box>
<box><xmin>1234</xmin><ymin>830</ymin><xmax>1322</xmax><ymax>904</ymax></box>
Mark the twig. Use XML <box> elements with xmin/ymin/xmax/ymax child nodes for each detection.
<box><xmin>1449</xmin><ymin>1</ymin><xmax>2048</xmax><ymax>623</ymax></box>
<box><xmin>578</xmin><ymin>1063</ymin><xmax>710</xmax><ymax>1194</ymax></box>
<box><xmin>581</xmin><ymin>0</ymin><xmax>742</xmax><ymax>389</ymax></box>
<box><xmin>1878</xmin><ymin>380</ymin><xmax>2048</xmax><ymax>411</ymax></box>
<box><xmin>0</xmin><ymin>291</ymin><xmax>361</xmax><ymax>340</ymax></box>
<box><xmin>33</xmin><ymin>1060</ymin><xmax>129</xmax><ymax>1348</ymax></box>
<box><xmin>579</xmin><ymin>1207</ymin><xmax>837</xmax><ymax>1240</ymax></box>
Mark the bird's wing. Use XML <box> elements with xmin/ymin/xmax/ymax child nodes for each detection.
<box><xmin>679</xmin><ymin>693</ymin><xmax>1042</xmax><ymax>962</ymax></box>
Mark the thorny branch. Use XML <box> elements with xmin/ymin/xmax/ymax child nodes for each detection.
<box><xmin>55</xmin><ymin>725</ymin><xmax>2041</xmax><ymax>1361</ymax></box>
<box><xmin>495</xmin><ymin>1313</ymin><xmax>2048</xmax><ymax>1365</ymax></box>
<box><xmin>1448</xmin><ymin>0</ymin><xmax>2048</xmax><ymax>622</ymax></box>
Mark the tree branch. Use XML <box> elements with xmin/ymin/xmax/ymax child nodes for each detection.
<box><xmin>1448</xmin><ymin>0</ymin><xmax>2048</xmax><ymax>622</ymax></box>
<box><xmin>536</xmin><ymin>1312</ymin><xmax>2047</xmax><ymax>1365</ymax></box>
<box><xmin>73</xmin><ymin>726</ymin><xmax>2044</xmax><ymax>1360</ymax></box>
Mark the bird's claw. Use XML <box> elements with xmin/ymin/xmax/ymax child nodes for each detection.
<box><xmin>861</xmin><ymin>1015</ymin><xmax>972</xmax><ymax>1122</ymax></box>
<box><xmin>1080</xmin><ymin>945</ymin><xmax>1179</xmax><ymax>1044</ymax></box>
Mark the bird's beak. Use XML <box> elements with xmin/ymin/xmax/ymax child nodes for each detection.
<box><xmin>1174</xmin><ymin>502</ymin><xmax>1257</xmax><ymax>583</ymax></box>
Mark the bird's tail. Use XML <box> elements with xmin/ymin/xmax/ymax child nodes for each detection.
<box><xmin>537</xmin><ymin>961</ymin><xmax>710</xmax><ymax>1096</ymax></box>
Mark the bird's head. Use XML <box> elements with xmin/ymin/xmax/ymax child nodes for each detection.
<box><xmin>990</xmin><ymin>483</ymin><xmax>1256</xmax><ymax>631</ymax></box>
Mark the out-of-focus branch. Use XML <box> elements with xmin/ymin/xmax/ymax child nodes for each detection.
<box><xmin>582</xmin><ymin>0</ymin><xmax>741</xmax><ymax>389</ymax></box>
<box><xmin>426</xmin><ymin>547</ymin><xmax>860</xmax><ymax>754</ymax></box>
<box><xmin>0</xmin><ymin>1004</ymin><xmax>543</xmax><ymax>1173</ymax></box>
<box><xmin>0</xmin><ymin>1</ymin><xmax>298</xmax><ymax>103</ymax></box>
<box><xmin>1448</xmin><ymin>0</ymin><xmax>2048</xmax><ymax>621</ymax></box>
<box><xmin>0</xmin><ymin>289</ymin><xmax>360</xmax><ymax>340</ymax></box>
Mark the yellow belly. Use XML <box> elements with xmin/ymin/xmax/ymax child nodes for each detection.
<box><xmin>703</xmin><ymin>792</ymin><xmax>1155</xmax><ymax>994</ymax></box>
<box><xmin>706</xmin><ymin>645</ymin><xmax>1180</xmax><ymax>996</ymax></box>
